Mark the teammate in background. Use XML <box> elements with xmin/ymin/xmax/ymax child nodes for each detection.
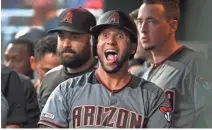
<box><xmin>30</xmin><ymin>34</ymin><xmax>60</xmax><ymax>88</ymax></box>
<box><xmin>4</xmin><ymin>38</ymin><xmax>40</xmax><ymax>128</ymax></box>
<box><xmin>38</xmin><ymin>10</ymin><xmax>172</xmax><ymax>128</ymax></box>
<box><xmin>4</xmin><ymin>39</ymin><xmax>34</xmax><ymax>79</ymax></box>
<box><xmin>37</xmin><ymin>8</ymin><xmax>98</xmax><ymax>110</ymax></box>
<box><xmin>128</xmin><ymin>8</ymin><xmax>152</xmax><ymax>76</ymax></box>
<box><xmin>137</xmin><ymin>0</ymin><xmax>208</xmax><ymax>127</ymax></box>
<box><xmin>5</xmin><ymin>27</ymin><xmax>46</xmax><ymax>80</ymax></box>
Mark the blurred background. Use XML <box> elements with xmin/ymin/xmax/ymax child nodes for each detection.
<box><xmin>1</xmin><ymin>0</ymin><xmax>212</xmax><ymax>61</ymax></box>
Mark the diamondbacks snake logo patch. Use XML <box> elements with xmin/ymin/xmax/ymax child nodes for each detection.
<box><xmin>159</xmin><ymin>106</ymin><xmax>172</xmax><ymax>122</ymax></box>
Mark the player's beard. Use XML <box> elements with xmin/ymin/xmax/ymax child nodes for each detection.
<box><xmin>58</xmin><ymin>42</ymin><xmax>91</xmax><ymax>69</ymax></box>
<box><xmin>98</xmin><ymin>46</ymin><xmax>131</xmax><ymax>74</ymax></box>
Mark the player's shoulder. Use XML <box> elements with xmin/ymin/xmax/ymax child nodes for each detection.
<box><xmin>177</xmin><ymin>46</ymin><xmax>208</xmax><ymax>72</ymax></box>
<box><xmin>42</xmin><ymin>65</ymin><xmax>64</xmax><ymax>83</ymax></box>
<box><xmin>178</xmin><ymin>46</ymin><xmax>205</xmax><ymax>62</ymax></box>
<box><xmin>133</xmin><ymin>75</ymin><xmax>164</xmax><ymax>95</ymax></box>
<box><xmin>45</xmin><ymin>65</ymin><xmax>63</xmax><ymax>76</ymax></box>
<box><xmin>17</xmin><ymin>73</ymin><xmax>35</xmax><ymax>90</ymax></box>
<box><xmin>40</xmin><ymin>65</ymin><xmax>64</xmax><ymax>91</ymax></box>
<box><xmin>163</xmin><ymin>60</ymin><xmax>188</xmax><ymax>73</ymax></box>
<box><xmin>50</xmin><ymin>71</ymin><xmax>94</xmax><ymax>99</ymax></box>
<box><xmin>18</xmin><ymin>73</ymin><xmax>31</xmax><ymax>81</ymax></box>
<box><xmin>1</xmin><ymin>65</ymin><xmax>21</xmax><ymax>90</ymax></box>
<box><xmin>1</xmin><ymin>64</ymin><xmax>15</xmax><ymax>76</ymax></box>
<box><xmin>58</xmin><ymin>71</ymin><xmax>94</xmax><ymax>89</ymax></box>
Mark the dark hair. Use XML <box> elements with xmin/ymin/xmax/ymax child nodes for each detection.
<box><xmin>143</xmin><ymin>0</ymin><xmax>180</xmax><ymax>21</ymax></box>
<box><xmin>34</xmin><ymin>34</ymin><xmax>58</xmax><ymax>61</ymax></box>
<box><xmin>11</xmin><ymin>39</ymin><xmax>34</xmax><ymax>56</ymax></box>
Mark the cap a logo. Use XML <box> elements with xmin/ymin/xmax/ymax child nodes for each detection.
<box><xmin>159</xmin><ymin>106</ymin><xmax>172</xmax><ymax>122</ymax></box>
<box><xmin>106</xmin><ymin>12</ymin><xmax>119</xmax><ymax>24</ymax></box>
<box><xmin>61</xmin><ymin>12</ymin><xmax>73</xmax><ymax>23</ymax></box>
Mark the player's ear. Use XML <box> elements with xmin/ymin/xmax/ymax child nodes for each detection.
<box><xmin>30</xmin><ymin>56</ymin><xmax>36</xmax><ymax>71</ymax></box>
<box><xmin>169</xmin><ymin>20</ymin><xmax>178</xmax><ymax>33</ymax></box>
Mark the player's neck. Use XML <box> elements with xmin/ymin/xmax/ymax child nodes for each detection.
<box><xmin>96</xmin><ymin>63</ymin><xmax>132</xmax><ymax>90</ymax></box>
<box><xmin>151</xmin><ymin>38</ymin><xmax>181</xmax><ymax>64</ymax></box>
<box><xmin>66</xmin><ymin>55</ymin><xmax>95</xmax><ymax>74</ymax></box>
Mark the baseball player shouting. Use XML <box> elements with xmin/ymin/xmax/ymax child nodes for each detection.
<box><xmin>38</xmin><ymin>10</ymin><xmax>172</xmax><ymax>128</ymax></box>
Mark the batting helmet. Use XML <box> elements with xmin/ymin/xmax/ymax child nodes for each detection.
<box><xmin>91</xmin><ymin>10</ymin><xmax>138</xmax><ymax>59</ymax></box>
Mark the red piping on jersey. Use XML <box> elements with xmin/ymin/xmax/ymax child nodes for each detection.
<box><xmin>151</xmin><ymin>46</ymin><xmax>185</xmax><ymax>70</ymax></box>
<box><xmin>39</xmin><ymin>120</ymin><xmax>62</xmax><ymax>128</ymax></box>
<box><xmin>95</xmin><ymin>71</ymin><xmax>132</xmax><ymax>93</ymax></box>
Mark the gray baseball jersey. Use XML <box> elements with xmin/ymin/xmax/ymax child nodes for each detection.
<box><xmin>141</xmin><ymin>46</ymin><xmax>209</xmax><ymax>128</ymax></box>
<box><xmin>38</xmin><ymin>71</ymin><xmax>172</xmax><ymax>128</ymax></box>
<box><xmin>38</xmin><ymin>59</ymin><xmax>98</xmax><ymax>111</ymax></box>
<box><xmin>193</xmin><ymin>58</ymin><xmax>212</xmax><ymax>128</ymax></box>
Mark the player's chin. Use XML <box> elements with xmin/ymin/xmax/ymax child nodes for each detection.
<box><xmin>61</xmin><ymin>54</ymin><xmax>74</xmax><ymax>60</ymax></box>
<box><xmin>142</xmin><ymin>44</ymin><xmax>155</xmax><ymax>51</ymax></box>
<box><xmin>104</xmin><ymin>67</ymin><xmax>120</xmax><ymax>74</ymax></box>
<box><xmin>102</xmin><ymin>63</ymin><xmax>119</xmax><ymax>73</ymax></box>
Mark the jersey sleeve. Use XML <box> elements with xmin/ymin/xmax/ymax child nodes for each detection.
<box><xmin>146</xmin><ymin>88</ymin><xmax>173</xmax><ymax>128</ymax></box>
<box><xmin>37</xmin><ymin>75</ymin><xmax>58</xmax><ymax>111</ymax></box>
<box><xmin>193</xmin><ymin>58</ymin><xmax>212</xmax><ymax>127</ymax></box>
<box><xmin>38</xmin><ymin>82</ymin><xmax>69</xmax><ymax>128</ymax></box>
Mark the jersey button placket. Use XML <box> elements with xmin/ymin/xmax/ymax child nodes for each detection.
<box><xmin>109</xmin><ymin>92</ymin><xmax>118</xmax><ymax>106</ymax></box>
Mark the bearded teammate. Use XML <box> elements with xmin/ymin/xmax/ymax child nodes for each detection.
<box><xmin>38</xmin><ymin>10</ymin><xmax>172</xmax><ymax>128</ymax></box>
<box><xmin>37</xmin><ymin>8</ymin><xmax>98</xmax><ymax>110</ymax></box>
<box><xmin>137</xmin><ymin>0</ymin><xmax>209</xmax><ymax>127</ymax></box>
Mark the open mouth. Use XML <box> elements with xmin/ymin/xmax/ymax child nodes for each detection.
<box><xmin>104</xmin><ymin>50</ymin><xmax>118</xmax><ymax>62</ymax></box>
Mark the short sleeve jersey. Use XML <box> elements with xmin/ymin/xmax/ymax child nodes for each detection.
<box><xmin>141</xmin><ymin>46</ymin><xmax>210</xmax><ymax>127</ymax></box>
<box><xmin>38</xmin><ymin>71</ymin><xmax>172</xmax><ymax>128</ymax></box>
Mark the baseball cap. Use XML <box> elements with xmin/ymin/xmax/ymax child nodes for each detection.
<box><xmin>12</xmin><ymin>27</ymin><xmax>46</xmax><ymax>45</ymax></box>
<box><xmin>48</xmin><ymin>8</ymin><xmax>96</xmax><ymax>34</ymax></box>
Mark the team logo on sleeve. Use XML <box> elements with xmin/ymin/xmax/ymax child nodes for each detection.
<box><xmin>61</xmin><ymin>12</ymin><xmax>73</xmax><ymax>23</ymax></box>
<box><xmin>195</xmin><ymin>77</ymin><xmax>212</xmax><ymax>92</ymax></box>
<box><xmin>159</xmin><ymin>106</ymin><xmax>172</xmax><ymax>122</ymax></box>
<box><xmin>42</xmin><ymin>112</ymin><xmax>55</xmax><ymax>119</ymax></box>
<box><xmin>106</xmin><ymin>12</ymin><xmax>119</xmax><ymax>24</ymax></box>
